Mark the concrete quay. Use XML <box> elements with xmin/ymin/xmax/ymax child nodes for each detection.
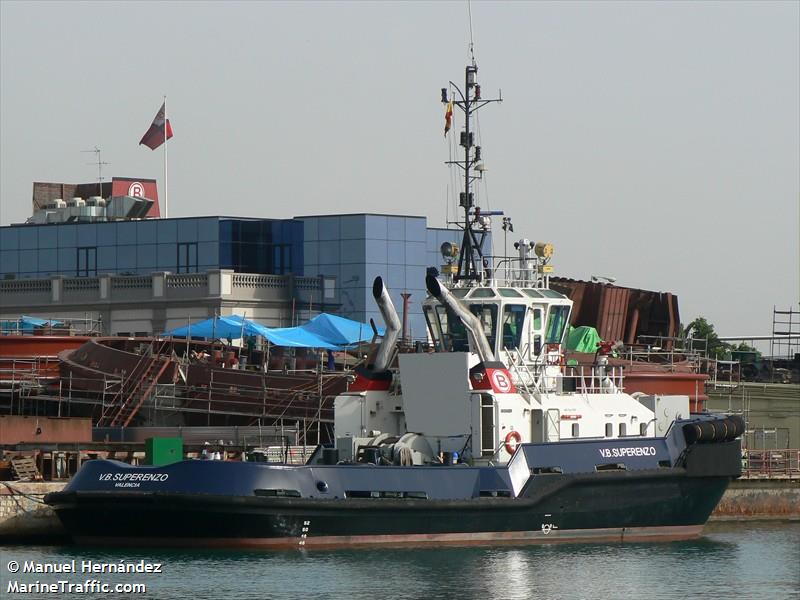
<box><xmin>0</xmin><ymin>481</ymin><xmax>66</xmax><ymax>541</ymax></box>
<box><xmin>710</xmin><ymin>477</ymin><xmax>800</xmax><ymax>521</ymax></box>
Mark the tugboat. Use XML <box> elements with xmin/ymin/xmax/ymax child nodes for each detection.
<box><xmin>45</xmin><ymin>61</ymin><xmax>744</xmax><ymax>548</ymax></box>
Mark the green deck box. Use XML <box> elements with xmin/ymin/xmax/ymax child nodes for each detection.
<box><xmin>145</xmin><ymin>437</ymin><xmax>183</xmax><ymax>466</ymax></box>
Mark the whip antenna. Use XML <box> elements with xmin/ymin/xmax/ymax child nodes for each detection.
<box><xmin>467</xmin><ymin>0</ymin><xmax>476</xmax><ymax>66</ymax></box>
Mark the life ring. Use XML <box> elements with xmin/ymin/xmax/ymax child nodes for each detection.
<box><xmin>504</xmin><ymin>430</ymin><xmax>522</xmax><ymax>455</ymax></box>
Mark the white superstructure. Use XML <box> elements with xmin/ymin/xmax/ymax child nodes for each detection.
<box><xmin>334</xmin><ymin>61</ymin><xmax>689</xmax><ymax>465</ymax></box>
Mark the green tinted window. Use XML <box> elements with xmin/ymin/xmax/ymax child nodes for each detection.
<box><xmin>469</xmin><ymin>288</ymin><xmax>497</xmax><ymax>298</ymax></box>
<box><xmin>501</xmin><ymin>304</ymin><xmax>526</xmax><ymax>350</ymax></box>
<box><xmin>440</xmin><ymin>305</ymin><xmax>468</xmax><ymax>352</ymax></box>
<box><xmin>545</xmin><ymin>306</ymin><xmax>570</xmax><ymax>344</ymax></box>
<box><xmin>532</xmin><ymin>308</ymin><xmax>542</xmax><ymax>330</ymax></box>
<box><xmin>499</xmin><ymin>288</ymin><xmax>523</xmax><ymax>297</ymax></box>
<box><xmin>469</xmin><ymin>304</ymin><xmax>498</xmax><ymax>350</ymax></box>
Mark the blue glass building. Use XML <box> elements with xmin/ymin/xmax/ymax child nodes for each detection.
<box><xmin>0</xmin><ymin>214</ymin><xmax>472</xmax><ymax>339</ymax></box>
<box><xmin>0</xmin><ymin>217</ymin><xmax>303</xmax><ymax>279</ymax></box>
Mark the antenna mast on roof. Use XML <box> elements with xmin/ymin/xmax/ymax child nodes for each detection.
<box><xmin>441</xmin><ymin>61</ymin><xmax>502</xmax><ymax>284</ymax></box>
<box><xmin>82</xmin><ymin>146</ymin><xmax>110</xmax><ymax>196</ymax></box>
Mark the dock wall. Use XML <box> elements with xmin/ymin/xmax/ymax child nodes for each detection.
<box><xmin>711</xmin><ymin>478</ymin><xmax>800</xmax><ymax>520</ymax></box>
<box><xmin>0</xmin><ymin>482</ymin><xmax>66</xmax><ymax>540</ymax></box>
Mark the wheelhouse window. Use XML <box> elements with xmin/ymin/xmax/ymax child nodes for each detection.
<box><xmin>545</xmin><ymin>305</ymin><xmax>570</xmax><ymax>345</ymax></box>
<box><xmin>469</xmin><ymin>304</ymin><xmax>498</xmax><ymax>352</ymax></box>
<box><xmin>423</xmin><ymin>305</ymin><xmax>443</xmax><ymax>350</ymax></box>
<box><xmin>441</xmin><ymin>305</ymin><xmax>469</xmax><ymax>352</ymax></box>
<box><xmin>425</xmin><ymin>302</ymin><xmax>498</xmax><ymax>353</ymax></box>
<box><xmin>532</xmin><ymin>308</ymin><xmax>542</xmax><ymax>330</ymax></box>
<box><xmin>531</xmin><ymin>307</ymin><xmax>543</xmax><ymax>355</ymax></box>
<box><xmin>501</xmin><ymin>304</ymin><xmax>526</xmax><ymax>351</ymax></box>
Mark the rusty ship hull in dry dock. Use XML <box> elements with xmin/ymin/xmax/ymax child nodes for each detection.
<box><xmin>53</xmin><ymin>337</ymin><xmax>348</xmax><ymax>436</ymax></box>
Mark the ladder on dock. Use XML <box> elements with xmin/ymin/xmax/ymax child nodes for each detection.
<box><xmin>97</xmin><ymin>340</ymin><xmax>172</xmax><ymax>427</ymax></box>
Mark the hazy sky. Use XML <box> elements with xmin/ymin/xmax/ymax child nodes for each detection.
<box><xmin>1</xmin><ymin>1</ymin><xmax>798</xmax><ymax>342</ymax></box>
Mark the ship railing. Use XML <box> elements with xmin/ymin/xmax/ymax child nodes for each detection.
<box><xmin>503</xmin><ymin>347</ymin><xmax>541</xmax><ymax>394</ymax></box>
<box><xmin>249</xmin><ymin>445</ymin><xmax>318</xmax><ymax>465</ymax></box>
<box><xmin>741</xmin><ymin>449</ymin><xmax>800</xmax><ymax>479</ymax></box>
<box><xmin>619</xmin><ymin>347</ymin><xmax>703</xmax><ymax>373</ymax></box>
<box><xmin>562</xmin><ymin>365</ymin><xmax>625</xmax><ymax>395</ymax></box>
<box><xmin>437</xmin><ymin>255</ymin><xmax>550</xmax><ymax>289</ymax></box>
<box><xmin>502</xmin><ymin>353</ymin><xmax>626</xmax><ymax>395</ymax></box>
<box><xmin>486</xmin><ymin>254</ymin><xmax>552</xmax><ymax>289</ymax></box>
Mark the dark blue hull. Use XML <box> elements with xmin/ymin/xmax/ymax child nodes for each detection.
<box><xmin>49</xmin><ymin>471</ymin><xmax>729</xmax><ymax>548</ymax></box>
<box><xmin>46</xmin><ymin>429</ymin><xmax>742</xmax><ymax>548</ymax></box>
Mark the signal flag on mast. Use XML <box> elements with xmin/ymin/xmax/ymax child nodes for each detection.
<box><xmin>139</xmin><ymin>102</ymin><xmax>174</xmax><ymax>150</ymax></box>
<box><xmin>444</xmin><ymin>101</ymin><xmax>453</xmax><ymax>136</ymax></box>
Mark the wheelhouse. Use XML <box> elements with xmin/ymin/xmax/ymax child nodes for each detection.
<box><xmin>423</xmin><ymin>287</ymin><xmax>572</xmax><ymax>362</ymax></box>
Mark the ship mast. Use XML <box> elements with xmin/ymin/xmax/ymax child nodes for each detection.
<box><xmin>442</xmin><ymin>63</ymin><xmax>501</xmax><ymax>284</ymax></box>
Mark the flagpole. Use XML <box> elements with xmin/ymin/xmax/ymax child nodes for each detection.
<box><xmin>163</xmin><ymin>94</ymin><xmax>169</xmax><ymax>219</ymax></box>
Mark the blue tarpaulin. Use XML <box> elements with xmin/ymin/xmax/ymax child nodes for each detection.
<box><xmin>290</xmin><ymin>314</ymin><xmax>382</xmax><ymax>347</ymax></box>
<box><xmin>165</xmin><ymin>313</ymin><xmax>380</xmax><ymax>350</ymax></box>
<box><xmin>1</xmin><ymin>315</ymin><xmax>63</xmax><ymax>333</ymax></box>
<box><xmin>165</xmin><ymin>315</ymin><xmax>276</xmax><ymax>340</ymax></box>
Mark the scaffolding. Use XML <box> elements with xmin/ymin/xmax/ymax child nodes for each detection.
<box><xmin>770</xmin><ymin>305</ymin><xmax>800</xmax><ymax>360</ymax></box>
<box><xmin>0</xmin><ymin>315</ymin><xmax>102</xmax><ymax>336</ymax></box>
<box><xmin>1</xmin><ymin>360</ymin><xmax>343</xmax><ymax>446</ymax></box>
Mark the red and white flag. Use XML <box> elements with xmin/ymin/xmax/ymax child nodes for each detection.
<box><xmin>139</xmin><ymin>102</ymin><xmax>173</xmax><ymax>150</ymax></box>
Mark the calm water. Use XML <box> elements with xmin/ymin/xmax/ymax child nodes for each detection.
<box><xmin>1</xmin><ymin>522</ymin><xmax>798</xmax><ymax>600</ymax></box>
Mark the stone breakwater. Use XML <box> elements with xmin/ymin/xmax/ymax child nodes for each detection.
<box><xmin>0</xmin><ymin>478</ymin><xmax>797</xmax><ymax>542</ymax></box>
<box><xmin>0</xmin><ymin>482</ymin><xmax>66</xmax><ymax>540</ymax></box>
<box><xmin>710</xmin><ymin>478</ymin><xmax>800</xmax><ymax>520</ymax></box>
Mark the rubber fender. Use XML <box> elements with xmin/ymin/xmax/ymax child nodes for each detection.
<box><xmin>710</xmin><ymin>419</ymin><xmax>728</xmax><ymax>442</ymax></box>
<box><xmin>683</xmin><ymin>415</ymin><xmax>746</xmax><ymax>445</ymax></box>
<box><xmin>698</xmin><ymin>421</ymin><xmax>717</xmax><ymax>442</ymax></box>
<box><xmin>720</xmin><ymin>418</ymin><xmax>734</xmax><ymax>441</ymax></box>
<box><xmin>720</xmin><ymin>417</ymin><xmax>736</xmax><ymax>442</ymax></box>
<box><xmin>683</xmin><ymin>422</ymin><xmax>702</xmax><ymax>445</ymax></box>
<box><xmin>727</xmin><ymin>414</ymin><xmax>746</xmax><ymax>438</ymax></box>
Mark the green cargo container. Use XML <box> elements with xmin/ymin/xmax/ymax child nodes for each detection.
<box><xmin>144</xmin><ymin>437</ymin><xmax>183</xmax><ymax>466</ymax></box>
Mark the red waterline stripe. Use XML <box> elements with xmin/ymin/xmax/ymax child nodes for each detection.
<box><xmin>75</xmin><ymin>525</ymin><xmax>704</xmax><ymax>549</ymax></box>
